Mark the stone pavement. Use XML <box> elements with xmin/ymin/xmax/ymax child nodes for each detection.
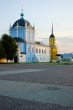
<box><xmin>0</xmin><ymin>64</ymin><xmax>73</xmax><ymax>110</ymax></box>
<box><xmin>0</xmin><ymin>80</ymin><xmax>73</xmax><ymax>107</ymax></box>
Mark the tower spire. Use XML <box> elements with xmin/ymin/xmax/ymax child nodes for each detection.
<box><xmin>52</xmin><ymin>24</ymin><xmax>53</xmax><ymax>34</ymax></box>
<box><xmin>20</xmin><ymin>9</ymin><xmax>24</xmax><ymax>18</ymax></box>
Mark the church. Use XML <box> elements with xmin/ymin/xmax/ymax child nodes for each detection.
<box><xmin>9</xmin><ymin>11</ymin><xmax>50</xmax><ymax>63</ymax></box>
<box><xmin>9</xmin><ymin>11</ymin><xmax>57</xmax><ymax>63</ymax></box>
<box><xmin>0</xmin><ymin>11</ymin><xmax>57</xmax><ymax>63</ymax></box>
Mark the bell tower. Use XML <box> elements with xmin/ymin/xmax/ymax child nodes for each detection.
<box><xmin>49</xmin><ymin>24</ymin><xmax>57</xmax><ymax>62</ymax></box>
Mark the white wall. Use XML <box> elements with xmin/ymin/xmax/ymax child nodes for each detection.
<box><xmin>19</xmin><ymin>54</ymin><xmax>26</xmax><ymax>62</ymax></box>
<box><xmin>34</xmin><ymin>44</ymin><xmax>50</xmax><ymax>62</ymax></box>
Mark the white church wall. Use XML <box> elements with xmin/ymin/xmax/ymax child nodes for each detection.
<box><xmin>34</xmin><ymin>44</ymin><xmax>50</xmax><ymax>62</ymax></box>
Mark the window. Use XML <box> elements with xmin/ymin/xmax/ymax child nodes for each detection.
<box><xmin>39</xmin><ymin>49</ymin><xmax>41</xmax><ymax>53</ymax></box>
<box><xmin>36</xmin><ymin>49</ymin><xmax>38</xmax><ymax>53</ymax></box>
<box><xmin>42</xmin><ymin>49</ymin><xmax>43</xmax><ymax>53</ymax></box>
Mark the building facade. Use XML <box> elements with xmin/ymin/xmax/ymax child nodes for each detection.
<box><xmin>9</xmin><ymin>11</ymin><xmax>50</xmax><ymax>63</ymax></box>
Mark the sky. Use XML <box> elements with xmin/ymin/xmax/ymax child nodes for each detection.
<box><xmin>0</xmin><ymin>0</ymin><xmax>73</xmax><ymax>53</ymax></box>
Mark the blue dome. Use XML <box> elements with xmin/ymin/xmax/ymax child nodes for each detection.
<box><xmin>12</xmin><ymin>18</ymin><xmax>31</xmax><ymax>29</ymax></box>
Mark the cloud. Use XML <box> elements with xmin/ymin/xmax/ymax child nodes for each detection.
<box><xmin>56</xmin><ymin>36</ymin><xmax>73</xmax><ymax>53</ymax></box>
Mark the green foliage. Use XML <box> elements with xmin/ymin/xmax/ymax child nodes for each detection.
<box><xmin>1</xmin><ymin>34</ymin><xmax>18</xmax><ymax>61</ymax></box>
<box><xmin>0</xmin><ymin>41</ymin><xmax>6</xmax><ymax>59</ymax></box>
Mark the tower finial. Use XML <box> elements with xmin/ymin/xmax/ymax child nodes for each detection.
<box><xmin>52</xmin><ymin>24</ymin><xmax>53</xmax><ymax>34</ymax></box>
<box><xmin>20</xmin><ymin>9</ymin><xmax>24</xmax><ymax>18</ymax></box>
<box><xmin>9</xmin><ymin>23</ymin><xmax>11</xmax><ymax>29</ymax></box>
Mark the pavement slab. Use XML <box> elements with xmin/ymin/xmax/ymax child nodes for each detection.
<box><xmin>0</xmin><ymin>80</ymin><xmax>73</xmax><ymax>108</ymax></box>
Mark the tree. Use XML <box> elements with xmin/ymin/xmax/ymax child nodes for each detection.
<box><xmin>0</xmin><ymin>41</ymin><xmax>6</xmax><ymax>59</ymax></box>
<box><xmin>1</xmin><ymin>34</ymin><xmax>18</xmax><ymax>62</ymax></box>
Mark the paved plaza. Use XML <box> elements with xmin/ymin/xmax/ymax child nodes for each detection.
<box><xmin>0</xmin><ymin>63</ymin><xmax>73</xmax><ymax>110</ymax></box>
